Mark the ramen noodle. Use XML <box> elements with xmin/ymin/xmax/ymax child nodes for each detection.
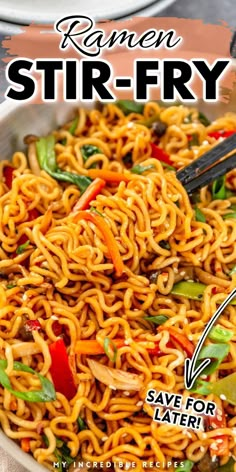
<box><xmin>0</xmin><ymin>101</ymin><xmax>236</xmax><ymax>472</ymax></box>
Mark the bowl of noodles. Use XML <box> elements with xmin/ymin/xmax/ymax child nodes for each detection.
<box><xmin>0</xmin><ymin>94</ymin><xmax>236</xmax><ymax>472</ymax></box>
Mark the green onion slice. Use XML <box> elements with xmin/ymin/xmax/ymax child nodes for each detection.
<box><xmin>176</xmin><ymin>460</ymin><xmax>194</xmax><ymax>472</ymax></box>
<box><xmin>144</xmin><ymin>315</ymin><xmax>168</xmax><ymax>325</ymax></box>
<box><xmin>131</xmin><ymin>164</ymin><xmax>154</xmax><ymax>174</ymax></box>
<box><xmin>212</xmin><ymin>176</ymin><xmax>226</xmax><ymax>200</ymax></box>
<box><xmin>196</xmin><ymin>343</ymin><xmax>230</xmax><ymax>375</ymax></box>
<box><xmin>222</xmin><ymin>212</ymin><xmax>236</xmax><ymax>219</ymax></box>
<box><xmin>0</xmin><ymin>360</ymin><xmax>56</xmax><ymax>402</ymax></box>
<box><xmin>229</xmin><ymin>265</ymin><xmax>236</xmax><ymax>276</ymax></box>
<box><xmin>195</xmin><ymin>206</ymin><xmax>206</xmax><ymax>223</ymax></box>
<box><xmin>116</xmin><ymin>100</ymin><xmax>144</xmax><ymax>115</ymax></box>
<box><xmin>77</xmin><ymin>417</ymin><xmax>87</xmax><ymax>431</ymax></box>
<box><xmin>209</xmin><ymin>325</ymin><xmax>233</xmax><ymax>343</ymax></box>
<box><xmin>103</xmin><ymin>337</ymin><xmax>118</xmax><ymax>362</ymax></box>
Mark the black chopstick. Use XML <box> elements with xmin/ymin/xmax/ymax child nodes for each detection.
<box><xmin>177</xmin><ymin>133</ymin><xmax>236</xmax><ymax>186</ymax></box>
<box><xmin>184</xmin><ymin>152</ymin><xmax>236</xmax><ymax>194</ymax></box>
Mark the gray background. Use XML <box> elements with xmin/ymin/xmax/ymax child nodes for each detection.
<box><xmin>0</xmin><ymin>0</ymin><xmax>235</xmax><ymax>99</ymax></box>
<box><xmin>163</xmin><ymin>0</ymin><xmax>235</xmax><ymax>26</ymax></box>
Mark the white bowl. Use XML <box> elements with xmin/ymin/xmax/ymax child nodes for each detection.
<box><xmin>0</xmin><ymin>0</ymin><xmax>177</xmax><ymax>24</ymax></box>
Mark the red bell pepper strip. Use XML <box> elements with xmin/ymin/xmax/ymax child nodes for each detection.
<box><xmin>158</xmin><ymin>326</ymin><xmax>194</xmax><ymax>357</ymax></box>
<box><xmin>206</xmin><ymin>404</ymin><xmax>229</xmax><ymax>457</ymax></box>
<box><xmin>208</xmin><ymin>130</ymin><xmax>235</xmax><ymax>139</ymax></box>
<box><xmin>49</xmin><ymin>338</ymin><xmax>77</xmax><ymax>401</ymax></box>
<box><xmin>27</xmin><ymin>208</ymin><xmax>40</xmax><ymax>221</ymax></box>
<box><xmin>52</xmin><ymin>320</ymin><xmax>63</xmax><ymax>337</ymax></box>
<box><xmin>3</xmin><ymin>165</ymin><xmax>15</xmax><ymax>189</ymax></box>
<box><xmin>150</xmin><ymin>143</ymin><xmax>172</xmax><ymax>166</ymax></box>
<box><xmin>25</xmin><ymin>320</ymin><xmax>41</xmax><ymax>331</ymax></box>
<box><xmin>147</xmin><ymin>340</ymin><xmax>174</xmax><ymax>355</ymax></box>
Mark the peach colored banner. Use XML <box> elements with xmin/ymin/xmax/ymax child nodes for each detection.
<box><xmin>1</xmin><ymin>17</ymin><xmax>235</xmax><ymax>103</ymax></box>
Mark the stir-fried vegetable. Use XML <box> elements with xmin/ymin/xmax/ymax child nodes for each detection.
<box><xmin>136</xmin><ymin>114</ymin><xmax>160</xmax><ymax>128</ymax></box>
<box><xmin>196</xmin><ymin>343</ymin><xmax>230</xmax><ymax>375</ymax></box>
<box><xmin>188</xmin><ymin>133</ymin><xmax>199</xmax><ymax>147</ymax></box>
<box><xmin>131</xmin><ymin>164</ymin><xmax>154</xmax><ymax>174</ymax></box>
<box><xmin>0</xmin><ymin>360</ymin><xmax>56</xmax><ymax>402</ymax></box>
<box><xmin>77</xmin><ymin>417</ymin><xmax>87</xmax><ymax>431</ymax></box>
<box><xmin>6</xmin><ymin>284</ymin><xmax>16</xmax><ymax>289</ymax></box>
<box><xmin>116</xmin><ymin>100</ymin><xmax>144</xmax><ymax>115</ymax></box>
<box><xmin>87</xmin><ymin>358</ymin><xmax>143</xmax><ymax>391</ymax></box>
<box><xmin>150</xmin><ymin>143</ymin><xmax>172</xmax><ymax>165</ymax></box>
<box><xmin>171</xmin><ymin>281</ymin><xmax>206</xmax><ymax>300</ymax></box>
<box><xmin>198</xmin><ymin>112</ymin><xmax>211</xmax><ymax>126</ymax></box>
<box><xmin>158</xmin><ymin>326</ymin><xmax>194</xmax><ymax>357</ymax></box>
<box><xmin>61</xmin><ymin>117</ymin><xmax>79</xmax><ymax>145</ymax></box>
<box><xmin>176</xmin><ymin>460</ymin><xmax>194</xmax><ymax>472</ymax></box>
<box><xmin>209</xmin><ymin>325</ymin><xmax>233</xmax><ymax>343</ymax></box>
<box><xmin>16</xmin><ymin>240</ymin><xmax>30</xmax><ymax>255</ymax></box>
<box><xmin>192</xmin><ymin>372</ymin><xmax>236</xmax><ymax>404</ymax></box>
<box><xmin>208</xmin><ymin>130</ymin><xmax>235</xmax><ymax>139</ymax></box>
<box><xmin>195</xmin><ymin>206</ymin><xmax>206</xmax><ymax>223</ymax></box>
<box><xmin>72</xmin><ymin>178</ymin><xmax>106</xmax><ymax>212</ymax></box>
<box><xmin>81</xmin><ymin>144</ymin><xmax>101</xmax><ymax>162</ymax></box>
<box><xmin>43</xmin><ymin>435</ymin><xmax>74</xmax><ymax>471</ymax></box>
<box><xmin>3</xmin><ymin>165</ymin><xmax>15</xmax><ymax>188</ymax></box>
<box><xmin>159</xmin><ymin>240</ymin><xmax>171</xmax><ymax>249</ymax></box>
<box><xmin>229</xmin><ymin>265</ymin><xmax>236</xmax><ymax>276</ymax></box>
<box><xmin>75</xmin><ymin>338</ymin><xmax>125</xmax><ymax>355</ymax></box>
<box><xmin>12</xmin><ymin>209</ymin><xmax>39</xmax><ymax>265</ymax></box>
<box><xmin>222</xmin><ymin>212</ymin><xmax>236</xmax><ymax>219</ymax></box>
<box><xmin>49</xmin><ymin>339</ymin><xmax>77</xmax><ymax>401</ymax></box>
<box><xmin>212</xmin><ymin>176</ymin><xmax>226</xmax><ymax>200</ymax></box>
<box><xmin>25</xmin><ymin>319</ymin><xmax>41</xmax><ymax>332</ymax></box>
<box><xmin>54</xmin><ymin>441</ymin><xmax>74</xmax><ymax>472</ymax></box>
<box><xmin>20</xmin><ymin>438</ymin><xmax>31</xmax><ymax>452</ymax></box>
<box><xmin>68</xmin><ymin>117</ymin><xmax>79</xmax><ymax>135</ymax></box>
<box><xmin>87</xmin><ymin>168</ymin><xmax>129</xmax><ymax>183</ymax></box>
<box><xmin>36</xmin><ymin>136</ymin><xmax>92</xmax><ymax>193</ymax></box>
<box><xmin>197</xmin><ymin>452</ymin><xmax>219</xmax><ymax>472</ymax></box>
<box><xmin>72</xmin><ymin>210</ymin><xmax>124</xmax><ymax>277</ymax></box>
<box><xmin>206</xmin><ymin>405</ymin><xmax>229</xmax><ymax>458</ymax></box>
<box><xmin>152</xmin><ymin>120</ymin><xmax>168</xmax><ymax>137</ymax></box>
<box><xmin>75</xmin><ymin>337</ymin><xmax>172</xmax><ymax>357</ymax></box>
<box><xmin>137</xmin><ymin>114</ymin><xmax>167</xmax><ymax>136</ymax></box>
<box><xmin>161</xmin><ymin>162</ymin><xmax>176</xmax><ymax>171</ymax></box>
<box><xmin>90</xmin><ymin>207</ymin><xmax>104</xmax><ymax>217</ymax></box>
<box><xmin>211</xmin><ymin>372</ymin><xmax>236</xmax><ymax>405</ymax></box>
<box><xmin>123</xmin><ymin>152</ymin><xmax>133</xmax><ymax>165</ymax></box>
<box><xmin>103</xmin><ymin>337</ymin><xmax>118</xmax><ymax>362</ymax></box>
<box><xmin>171</xmin><ymin>281</ymin><xmax>236</xmax><ymax>305</ymax></box>
<box><xmin>144</xmin><ymin>315</ymin><xmax>169</xmax><ymax>325</ymax></box>
<box><xmin>19</xmin><ymin>319</ymin><xmax>41</xmax><ymax>341</ymax></box>
<box><xmin>216</xmin><ymin>457</ymin><xmax>235</xmax><ymax>471</ymax></box>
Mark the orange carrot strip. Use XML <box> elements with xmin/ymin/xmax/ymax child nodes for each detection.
<box><xmin>72</xmin><ymin>178</ymin><xmax>106</xmax><ymax>212</ymax></box>
<box><xmin>75</xmin><ymin>339</ymin><xmax>125</xmax><ymax>355</ymax></box>
<box><xmin>21</xmin><ymin>438</ymin><xmax>31</xmax><ymax>453</ymax></box>
<box><xmin>158</xmin><ymin>326</ymin><xmax>194</xmax><ymax>357</ymax></box>
<box><xmin>73</xmin><ymin>211</ymin><xmax>124</xmax><ymax>277</ymax></box>
<box><xmin>75</xmin><ymin>338</ymin><xmax>170</xmax><ymax>357</ymax></box>
<box><xmin>87</xmin><ymin>169</ymin><xmax>129</xmax><ymax>183</ymax></box>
